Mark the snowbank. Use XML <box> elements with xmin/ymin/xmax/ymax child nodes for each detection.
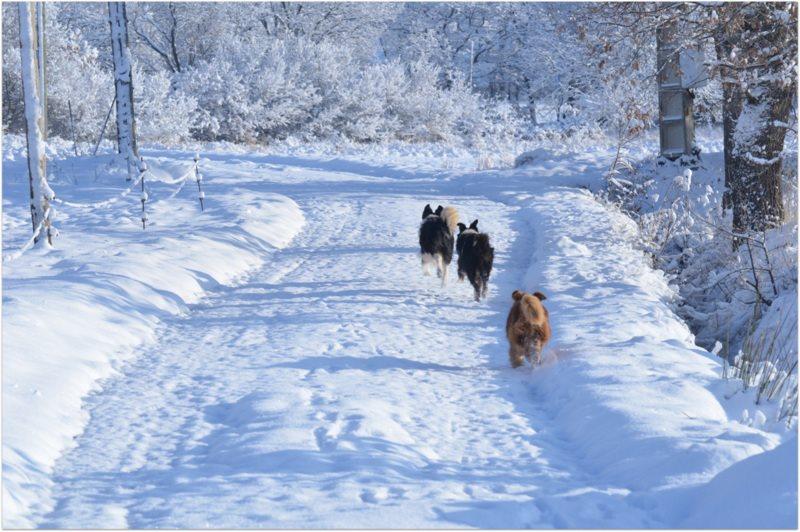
<box><xmin>519</xmin><ymin>187</ymin><xmax>783</xmax><ymax>491</ymax></box>
<box><xmin>474</xmin><ymin>143</ymin><xmax>795</xmax><ymax>526</ymax></box>
<box><xmin>661</xmin><ymin>436</ymin><xmax>798</xmax><ymax>528</ymax></box>
<box><xmin>2</xmin><ymin>147</ymin><xmax>304</xmax><ymax>527</ymax></box>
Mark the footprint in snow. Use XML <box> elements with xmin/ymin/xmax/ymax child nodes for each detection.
<box><xmin>360</xmin><ymin>487</ymin><xmax>390</xmax><ymax>503</ymax></box>
<box><xmin>555</xmin><ymin>236</ymin><xmax>592</xmax><ymax>257</ymax></box>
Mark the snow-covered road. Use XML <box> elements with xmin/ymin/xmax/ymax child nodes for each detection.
<box><xmin>5</xmin><ymin>147</ymin><xmax>795</xmax><ymax>528</ymax></box>
<box><xmin>40</xmin><ymin>166</ymin><xmax>591</xmax><ymax>528</ymax></box>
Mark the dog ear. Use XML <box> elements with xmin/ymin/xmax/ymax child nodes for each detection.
<box><xmin>435</xmin><ymin>205</ymin><xmax>444</xmax><ymax>215</ymax></box>
<box><xmin>533</xmin><ymin>291</ymin><xmax>547</xmax><ymax>301</ymax></box>
<box><xmin>469</xmin><ymin>219</ymin><xmax>479</xmax><ymax>230</ymax></box>
<box><xmin>457</xmin><ymin>222</ymin><xmax>467</xmax><ymax>233</ymax></box>
<box><xmin>422</xmin><ymin>204</ymin><xmax>433</xmax><ymax>219</ymax></box>
<box><xmin>512</xmin><ymin>290</ymin><xmax>524</xmax><ymax>301</ymax></box>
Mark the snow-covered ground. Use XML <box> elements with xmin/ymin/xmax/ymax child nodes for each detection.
<box><xmin>2</xmin><ymin>140</ymin><xmax>304</xmax><ymax>527</ymax></box>
<box><xmin>2</xmin><ymin>137</ymin><xmax>796</xmax><ymax>528</ymax></box>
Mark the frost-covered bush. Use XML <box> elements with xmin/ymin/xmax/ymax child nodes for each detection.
<box><xmin>477</xmin><ymin>101</ymin><xmax>528</xmax><ymax>144</ymax></box>
<box><xmin>1</xmin><ymin>39</ymin><xmax>24</xmax><ymax>133</ymax></box>
<box><xmin>181</xmin><ymin>36</ymin><xmax>483</xmax><ymax>144</ymax></box>
<box><xmin>692</xmin><ymin>76</ymin><xmax>723</xmax><ymax>125</ymax></box>
<box><xmin>183</xmin><ymin>57</ymin><xmax>258</xmax><ymax>143</ymax></box>
<box><xmin>134</xmin><ymin>69</ymin><xmax>198</xmax><ymax>144</ymax></box>
<box><xmin>606</xmin><ymin>152</ymin><xmax>798</xmax><ymax>421</ymax></box>
<box><xmin>250</xmin><ymin>38</ymin><xmax>325</xmax><ymax>140</ymax></box>
<box><xmin>184</xmin><ymin>37</ymin><xmax>334</xmax><ymax>142</ymax></box>
<box><xmin>43</xmin><ymin>22</ymin><xmax>112</xmax><ymax>143</ymax></box>
<box><xmin>2</xmin><ymin>3</ymin><xmax>112</xmax><ymax>143</ymax></box>
<box><xmin>391</xmin><ymin>59</ymin><xmax>482</xmax><ymax>143</ymax></box>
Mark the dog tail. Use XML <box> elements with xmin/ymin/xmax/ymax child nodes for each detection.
<box><xmin>440</xmin><ymin>206</ymin><xmax>459</xmax><ymax>235</ymax></box>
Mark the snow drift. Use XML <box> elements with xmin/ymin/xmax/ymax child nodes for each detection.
<box><xmin>2</xmin><ymin>145</ymin><xmax>304</xmax><ymax>528</ymax></box>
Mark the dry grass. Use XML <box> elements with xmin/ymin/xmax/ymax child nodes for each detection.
<box><xmin>730</xmin><ymin>311</ymin><xmax>798</xmax><ymax>420</ymax></box>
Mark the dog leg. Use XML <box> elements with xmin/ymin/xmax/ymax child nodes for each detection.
<box><xmin>441</xmin><ymin>260</ymin><xmax>448</xmax><ymax>287</ymax></box>
<box><xmin>472</xmin><ymin>276</ymin><xmax>482</xmax><ymax>302</ymax></box>
<box><xmin>522</xmin><ymin>338</ymin><xmax>534</xmax><ymax>366</ymax></box>
<box><xmin>509</xmin><ymin>345</ymin><xmax>526</xmax><ymax>368</ymax></box>
<box><xmin>532</xmin><ymin>337</ymin><xmax>543</xmax><ymax>365</ymax></box>
<box><xmin>421</xmin><ymin>254</ymin><xmax>433</xmax><ymax>276</ymax></box>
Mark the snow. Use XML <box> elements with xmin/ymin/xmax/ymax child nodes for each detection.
<box><xmin>3</xmin><ymin>137</ymin><xmax>796</xmax><ymax>528</ymax></box>
<box><xmin>606</xmin><ymin>127</ymin><xmax>797</xmax><ymax>431</ymax></box>
<box><xmin>2</xmin><ymin>143</ymin><xmax>304</xmax><ymax>528</ymax></box>
<box><xmin>512</xmin><ymin>186</ymin><xmax>781</xmax><ymax>492</ymax></box>
<box><xmin>656</xmin><ymin>436</ymin><xmax>798</xmax><ymax>528</ymax></box>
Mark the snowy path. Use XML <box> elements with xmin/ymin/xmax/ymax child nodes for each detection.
<box><xmin>33</xmin><ymin>153</ymin><xmax>793</xmax><ymax>528</ymax></box>
<box><xmin>38</xmin><ymin>161</ymin><xmax>597</xmax><ymax>528</ymax></box>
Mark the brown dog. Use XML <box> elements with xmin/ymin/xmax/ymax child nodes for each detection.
<box><xmin>506</xmin><ymin>290</ymin><xmax>551</xmax><ymax>367</ymax></box>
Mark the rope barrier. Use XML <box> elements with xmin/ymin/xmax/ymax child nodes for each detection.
<box><xmin>152</xmin><ymin>165</ymin><xmax>195</xmax><ymax>185</ymax></box>
<box><xmin>50</xmin><ymin>163</ymin><xmax>193</xmax><ymax>210</ymax></box>
<box><xmin>4</xmin><ymin>207</ymin><xmax>51</xmax><ymax>263</ymax></box>
<box><xmin>52</xmin><ymin>171</ymin><xmax>144</xmax><ymax>209</ymax></box>
<box><xmin>6</xmin><ymin>155</ymin><xmax>206</xmax><ymax>260</ymax></box>
<box><xmin>163</xmin><ymin>169</ymin><xmax>194</xmax><ymax>200</ymax></box>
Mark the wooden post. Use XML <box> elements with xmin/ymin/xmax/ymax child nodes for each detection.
<box><xmin>140</xmin><ymin>159</ymin><xmax>147</xmax><ymax>229</ymax></box>
<box><xmin>108</xmin><ymin>2</ymin><xmax>139</xmax><ymax>181</ymax></box>
<box><xmin>194</xmin><ymin>153</ymin><xmax>205</xmax><ymax>211</ymax></box>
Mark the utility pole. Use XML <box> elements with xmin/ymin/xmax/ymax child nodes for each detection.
<box><xmin>656</xmin><ymin>22</ymin><xmax>695</xmax><ymax>161</ymax></box>
<box><xmin>108</xmin><ymin>2</ymin><xmax>139</xmax><ymax>181</ymax></box>
<box><xmin>18</xmin><ymin>2</ymin><xmax>53</xmax><ymax>245</ymax></box>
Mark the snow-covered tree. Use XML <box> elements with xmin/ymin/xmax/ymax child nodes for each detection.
<box><xmin>3</xmin><ymin>1</ymin><xmax>793</xmax><ymax>159</ymax></box>
<box><xmin>718</xmin><ymin>3</ymin><xmax>797</xmax><ymax>232</ymax></box>
<box><xmin>583</xmin><ymin>2</ymin><xmax>797</xmax><ymax>232</ymax></box>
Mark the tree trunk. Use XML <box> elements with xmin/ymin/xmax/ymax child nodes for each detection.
<box><xmin>723</xmin><ymin>5</ymin><xmax>796</xmax><ymax>233</ymax></box>
<box><xmin>523</xmin><ymin>77</ymin><xmax>537</xmax><ymax>126</ymax></box>
<box><xmin>714</xmin><ymin>26</ymin><xmax>743</xmax><ymax>212</ymax></box>
<box><xmin>18</xmin><ymin>2</ymin><xmax>52</xmax><ymax>245</ymax></box>
<box><xmin>729</xmin><ymin>88</ymin><xmax>792</xmax><ymax>232</ymax></box>
<box><xmin>108</xmin><ymin>2</ymin><xmax>139</xmax><ymax>181</ymax></box>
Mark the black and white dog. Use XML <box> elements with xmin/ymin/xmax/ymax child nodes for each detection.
<box><xmin>456</xmin><ymin>219</ymin><xmax>494</xmax><ymax>301</ymax></box>
<box><xmin>419</xmin><ymin>204</ymin><xmax>459</xmax><ymax>286</ymax></box>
